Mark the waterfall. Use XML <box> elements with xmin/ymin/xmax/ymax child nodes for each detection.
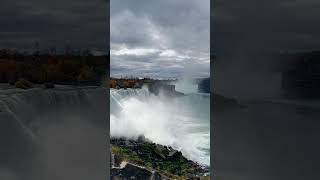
<box><xmin>110</xmin><ymin>88</ymin><xmax>210</xmax><ymax>166</ymax></box>
<box><xmin>0</xmin><ymin>88</ymin><xmax>107</xmax><ymax>127</ymax></box>
<box><xmin>110</xmin><ymin>88</ymin><xmax>150</xmax><ymax>113</ymax></box>
<box><xmin>0</xmin><ymin>87</ymin><xmax>108</xmax><ymax>180</ymax></box>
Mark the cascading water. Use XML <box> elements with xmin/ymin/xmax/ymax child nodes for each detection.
<box><xmin>0</xmin><ymin>87</ymin><xmax>108</xmax><ymax>180</ymax></box>
<box><xmin>110</xmin><ymin>87</ymin><xmax>210</xmax><ymax>166</ymax></box>
<box><xmin>0</xmin><ymin>88</ymin><xmax>107</xmax><ymax>133</ymax></box>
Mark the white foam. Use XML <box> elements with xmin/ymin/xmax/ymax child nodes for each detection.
<box><xmin>110</xmin><ymin>88</ymin><xmax>210</xmax><ymax>165</ymax></box>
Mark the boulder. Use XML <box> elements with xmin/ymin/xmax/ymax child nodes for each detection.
<box><xmin>111</xmin><ymin>163</ymin><xmax>153</xmax><ymax>180</ymax></box>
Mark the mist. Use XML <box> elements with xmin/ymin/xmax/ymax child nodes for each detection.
<box><xmin>110</xmin><ymin>88</ymin><xmax>210</xmax><ymax>165</ymax></box>
<box><xmin>175</xmin><ymin>79</ymin><xmax>198</xmax><ymax>94</ymax></box>
<box><xmin>175</xmin><ymin>59</ymin><xmax>210</xmax><ymax>94</ymax></box>
<box><xmin>2</xmin><ymin>114</ymin><xmax>107</xmax><ymax>180</ymax></box>
<box><xmin>0</xmin><ymin>88</ymin><xmax>108</xmax><ymax>180</ymax></box>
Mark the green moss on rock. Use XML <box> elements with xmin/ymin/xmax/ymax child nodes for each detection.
<box><xmin>111</xmin><ymin>137</ymin><xmax>209</xmax><ymax>179</ymax></box>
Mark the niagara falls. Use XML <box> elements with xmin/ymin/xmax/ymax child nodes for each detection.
<box><xmin>109</xmin><ymin>78</ymin><xmax>210</xmax><ymax>179</ymax></box>
<box><xmin>110</xmin><ymin>86</ymin><xmax>210</xmax><ymax>166</ymax></box>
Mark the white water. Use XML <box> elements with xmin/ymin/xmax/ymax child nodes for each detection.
<box><xmin>0</xmin><ymin>87</ymin><xmax>108</xmax><ymax>180</ymax></box>
<box><xmin>110</xmin><ymin>87</ymin><xmax>210</xmax><ymax>166</ymax></box>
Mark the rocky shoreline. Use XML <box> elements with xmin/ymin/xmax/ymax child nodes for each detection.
<box><xmin>110</xmin><ymin>137</ymin><xmax>210</xmax><ymax>180</ymax></box>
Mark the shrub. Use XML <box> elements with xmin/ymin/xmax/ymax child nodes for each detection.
<box><xmin>110</xmin><ymin>79</ymin><xmax>118</xmax><ymax>88</ymax></box>
<box><xmin>15</xmin><ymin>79</ymin><xmax>33</xmax><ymax>89</ymax></box>
<box><xmin>77</xmin><ymin>66</ymin><xmax>95</xmax><ymax>82</ymax></box>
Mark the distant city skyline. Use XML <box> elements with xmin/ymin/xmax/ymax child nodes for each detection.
<box><xmin>110</xmin><ymin>0</ymin><xmax>210</xmax><ymax>79</ymax></box>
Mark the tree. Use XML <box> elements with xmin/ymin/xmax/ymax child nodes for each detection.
<box><xmin>77</xmin><ymin>65</ymin><xmax>95</xmax><ymax>82</ymax></box>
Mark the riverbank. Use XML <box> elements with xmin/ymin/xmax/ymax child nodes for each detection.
<box><xmin>111</xmin><ymin>137</ymin><xmax>210</xmax><ymax>179</ymax></box>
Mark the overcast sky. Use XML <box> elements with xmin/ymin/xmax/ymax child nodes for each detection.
<box><xmin>213</xmin><ymin>0</ymin><xmax>320</xmax><ymax>98</ymax></box>
<box><xmin>213</xmin><ymin>1</ymin><xmax>320</xmax><ymax>180</ymax></box>
<box><xmin>214</xmin><ymin>0</ymin><xmax>320</xmax><ymax>55</ymax></box>
<box><xmin>110</xmin><ymin>0</ymin><xmax>210</xmax><ymax>79</ymax></box>
<box><xmin>0</xmin><ymin>0</ymin><xmax>107</xmax><ymax>53</ymax></box>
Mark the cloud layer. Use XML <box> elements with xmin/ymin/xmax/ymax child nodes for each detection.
<box><xmin>213</xmin><ymin>0</ymin><xmax>320</xmax><ymax>98</ymax></box>
<box><xmin>0</xmin><ymin>0</ymin><xmax>108</xmax><ymax>53</ymax></box>
<box><xmin>213</xmin><ymin>0</ymin><xmax>320</xmax><ymax>57</ymax></box>
<box><xmin>110</xmin><ymin>0</ymin><xmax>210</xmax><ymax>78</ymax></box>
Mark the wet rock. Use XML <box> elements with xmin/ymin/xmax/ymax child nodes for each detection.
<box><xmin>111</xmin><ymin>163</ymin><xmax>152</xmax><ymax>180</ymax></box>
<box><xmin>110</xmin><ymin>137</ymin><xmax>210</xmax><ymax>179</ymax></box>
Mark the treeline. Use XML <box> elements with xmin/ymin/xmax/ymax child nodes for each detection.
<box><xmin>110</xmin><ymin>78</ymin><xmax>176</xmax><ymax>89</ymax></box>
<box><xmin>0</xmin><ymin>49</ymin><xmax>108</xmax><ymax>86</ymax></box>
<box><xmin>110</xmin><ymin>78</ymin><xmax>153</xmax><ymax>89</ymax></box>
<box><xmin>0</xmin><ymin>47</ymin><xmax>100</xmax><ymax>58</ymax></box>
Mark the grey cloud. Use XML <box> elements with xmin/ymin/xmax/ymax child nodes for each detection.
<box><xmin>213</xmin><ymin>2</ymin><xmax>320</xmax><ymax>180</ymax></box>
<box><xmin>213</xmin><ymin>0</ymin><xmax>320</xmax><ymax>99</ymax></box>
<box><xmin>0</xmin><ymin>0</ymin><xmax>108</xmax><ymax>52</ymax></box>
<box><xmin>119</xmin><ymin>0</ymin><xmax>209</xmax><ymax>52</ymax></box>
<box><xmin>111</xmin><ymin>0</ymin><xmax>210</xmax><ymax>78</ymax></box>
<box><xmin>214</xmin><ymin>0</ymin><xmax>320</xmax><ymax>53</ymax></box>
